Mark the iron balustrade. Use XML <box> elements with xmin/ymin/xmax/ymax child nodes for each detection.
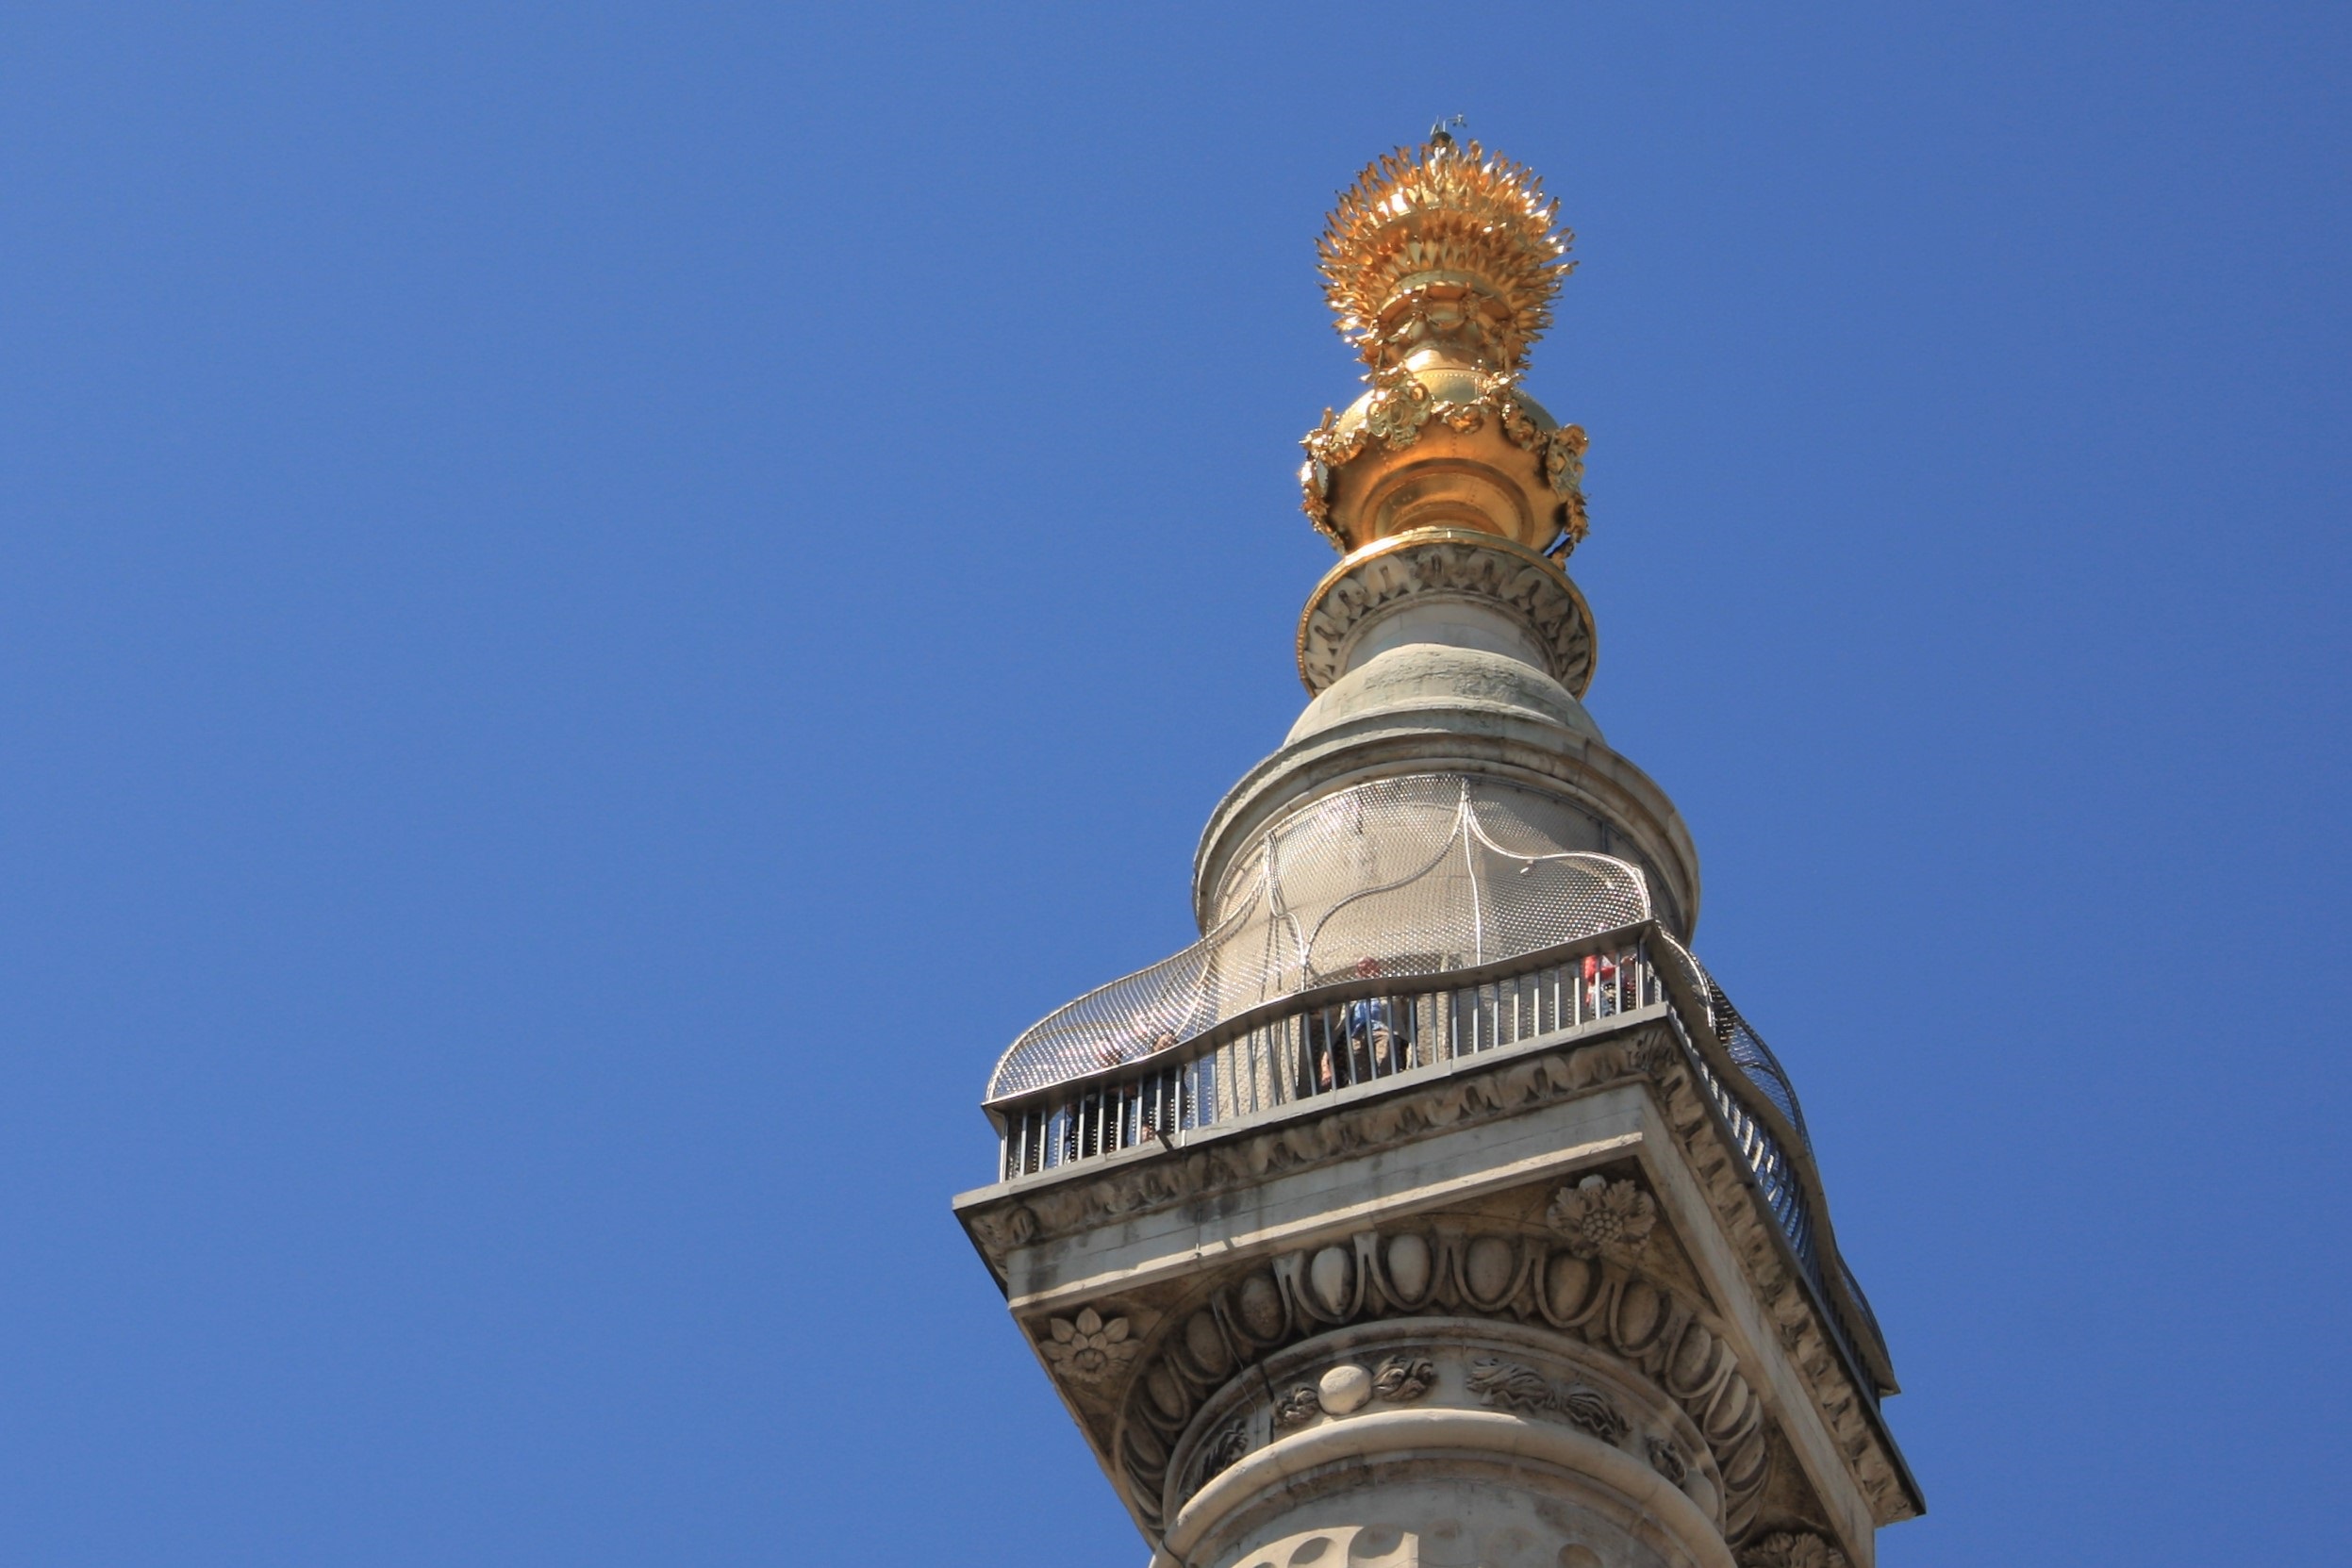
<box><xmin>1662</xmin><ymin>1003</ymin><xmax>1880</xmax><ymax>1400</ymax></box>
<box><xmin>981</xmin><ymin>918</ymin><xmax>1896</xmax><ymax>1408</ymax></box>
<box><xmin>990</xmin><ymin>932</ymin><xmax>1663</xmax><ymax>1180</ymax></box>
<box><xmin>982</xmin><ymin>774</ymin><xmax>1660</xmax><ymax>1105</ymax></box>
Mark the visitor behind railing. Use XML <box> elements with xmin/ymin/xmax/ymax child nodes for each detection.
<box><xmin>991</xmin><ymin>932</ymin><xmax>1660</xmax><ymax>1180</ymax></box>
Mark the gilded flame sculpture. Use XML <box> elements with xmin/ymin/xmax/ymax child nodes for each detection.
<box><xmin>1317</xmin><ymin>132</ymin><xmax>1574</xmax><ymax>373</ymax></box>
<box><xmin>1297</xmin><ymin>127</ymin><xmax>1595</xmax><ymax>693</ymax></box>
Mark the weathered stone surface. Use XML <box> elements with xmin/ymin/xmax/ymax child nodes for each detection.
<box><xmin>1197</xmin><ymin>651</ymin><xmax>1701</xmax><ymax>941</ymax></box>
<box><xmin>1157</xmin><ymin>1314</ymin><xmax>1738</xmax><ymax>1568</ymax></box>
<box><xmin>957</xmin><ymin>1017</ymin><xmax>1915</xmax><ymax>1565</ymax></box>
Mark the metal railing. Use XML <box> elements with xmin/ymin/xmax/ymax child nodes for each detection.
<box><xmin>989</xmin><ymin>930</ymin><xmax>1665</xmax><ymax>1180</ymax></box>
<box><xmin>981</xmin><ymin>919</ymin><xmax>1897</xmax><ymax>1407</ymax></box>
<box><xmin>1678</xmin><ymin>1026</ymin><xmax>1818</xmax><ymax>1277</ymax></box>
<box><xmin>1659</xmin><ymin>985</ymin><xmax>1888</xmax><ymax>1401</ymax></box>
<box><xmin>983</xmin><ymin>775</ymin><xmax>1658</xmax><ymax>1104</ymax></box>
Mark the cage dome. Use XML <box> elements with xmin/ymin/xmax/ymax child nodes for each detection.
<box><xmin>986</xmin><ymin>772</ymin><xmax>1652</xmax><ymax>1100</ymax></box>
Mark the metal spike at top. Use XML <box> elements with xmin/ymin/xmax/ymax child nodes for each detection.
<box><xmin>1317</xmin><ymin>130</ymin><xmax>1574</xmax><ymax>372</ymax></box>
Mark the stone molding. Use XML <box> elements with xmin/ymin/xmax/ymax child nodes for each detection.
<box><xmin>1159</xmin><ymin>1409</ymin><xmax>1738</xmax><ymax>1568</ymax></box>
<box><xmin>965</xmin><ymin>1032</ymin><xmax>1676</xmax><ymax>1261</ymax></box>
<box><xmin>958</xmin><ymin>1024</ymin><xmax>1918</xmax><ymax>1529</ymax></box>
<box><xmin>1296</xmin><ymin>529</ymin><xmax>1596</xmax><ymax>697</ymax></box>
<box><xmin>1113</xmin><ymin>1222</ymin><xmax>1768</xmax><ymax>1540</ymax></box>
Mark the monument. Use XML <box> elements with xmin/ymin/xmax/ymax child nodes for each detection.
<box><xmin>954</xmin><ymin>129</ymin><xmax>1923</xmax><ymax>1568</ymax></box>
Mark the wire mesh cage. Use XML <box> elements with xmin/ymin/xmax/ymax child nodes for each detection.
<box><xmin>985</xmin><ymin>773</ymin><xmax>1652</xmax><ymax>1099</ymax></box>
<box><xmin>975</xmin><ymin>775</ymin><xmax>1897</xmax><ymax>1399</ymax></box>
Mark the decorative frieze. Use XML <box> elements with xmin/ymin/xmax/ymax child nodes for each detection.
<box><xmin>1295</xmin><ymin>528</ymin><xmax>1596</xmax><ymax>696</ymax></box>
<box><xmin>1466</xmin><ymin>1357</ymin><xmax>1631</xmax><ymax>1444</ymax></box>
<box><xmin>1103</xmin><ymin>1204</ymin><xmax>1771</xmax><ymax>1541</ymax></box>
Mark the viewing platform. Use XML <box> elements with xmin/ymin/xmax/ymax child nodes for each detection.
<box><xmin>973</xmin><ymin>920</ymin><xmax>1897</xmax><ymax>1411</ymax></box>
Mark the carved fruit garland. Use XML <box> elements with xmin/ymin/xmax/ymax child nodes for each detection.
<box><xmin>1549</xmin><ymin>1175</ymin><xmax>1659</xmax><ymax>1259</ymax></box>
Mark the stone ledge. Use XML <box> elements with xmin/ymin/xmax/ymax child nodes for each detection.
<box><xmin>956</xmin><ymin>1022</ymin><xmax>1922</xmax><ymax>1535</ymax></box>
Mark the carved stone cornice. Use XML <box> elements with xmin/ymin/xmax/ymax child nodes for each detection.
<box><xmin>955</xmin><ymin>1022</ymin><xmax>1921</xmax><ymax>1531</ymax></box>
<box><xmin>1296</xmin><ymin>528</ymin><xmax>1596</xmax><ymax>697</ymax></box>
<box><xmin>964</xmin><ymin>1031</ymin><xmax>1671</xmax><ymax>1262</ymax></box>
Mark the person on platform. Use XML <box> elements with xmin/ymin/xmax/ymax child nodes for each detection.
<box><xmin>1340</xmin><ymin>955</ymin><xmax>1409</xmax><ymax>1079</ymax></box>
<box><xmin>1582</xmin><ymin>950</ymin><xmax>1620</xmax><ymax>1018</ymax></box>
<box><xmin>1305</xmin><ymin>956</ymin><xmax>1411</xmax><ymax>1091</ymax></box>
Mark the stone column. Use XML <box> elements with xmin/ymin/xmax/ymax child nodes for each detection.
<box><xmin>956</xmin><ymin>127</ymin><xmax>1918</xmax><ymax>1568</ymax></box>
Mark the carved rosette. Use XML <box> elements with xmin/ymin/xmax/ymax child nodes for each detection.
<box><xmin>1738</xmin><ymin>1531</ymin><xmax>1851</xmax><ymax>1568</ymax></box>
<box><xmin>1038</xmin><ymin>1307</ymin><xmax>1139</xmax><ymax>1385</ymax></box>
<box><xmin>1297</xmin><ymin>528</ymin><xmax>1597</xmax><ymax>696</ymax></box>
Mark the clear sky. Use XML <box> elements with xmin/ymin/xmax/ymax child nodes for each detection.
<box><xmin>0</xmin><ymin>4</ymin><xmax>2344</xmax><ymax>1564</ymax></box>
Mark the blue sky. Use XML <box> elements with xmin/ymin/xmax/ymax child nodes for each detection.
<box><xmin>0</xmin><ymin>4</ymin><xmax>2344</xmax><ymax>1563</ymax></box>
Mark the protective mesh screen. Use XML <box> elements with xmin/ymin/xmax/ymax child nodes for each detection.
<box><xmin>1707</xmin><ymin>982</ymin><xmax>1814</xmax><ymax>1151</ymax></box>
<box><xmin>1647</xmin><ymin>931</ymin><xmax>1816</xmax><ymax>1155</ymax></box>
<box><xmin>1651</xmin><ymin>933</ymin><xmax>1890</xmax><ymax>1386</ymax></box>
<box><xmin>986</xmin><ymin>773</ymin><xmax>1651</xmax><ymax>1099</ymax></box>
